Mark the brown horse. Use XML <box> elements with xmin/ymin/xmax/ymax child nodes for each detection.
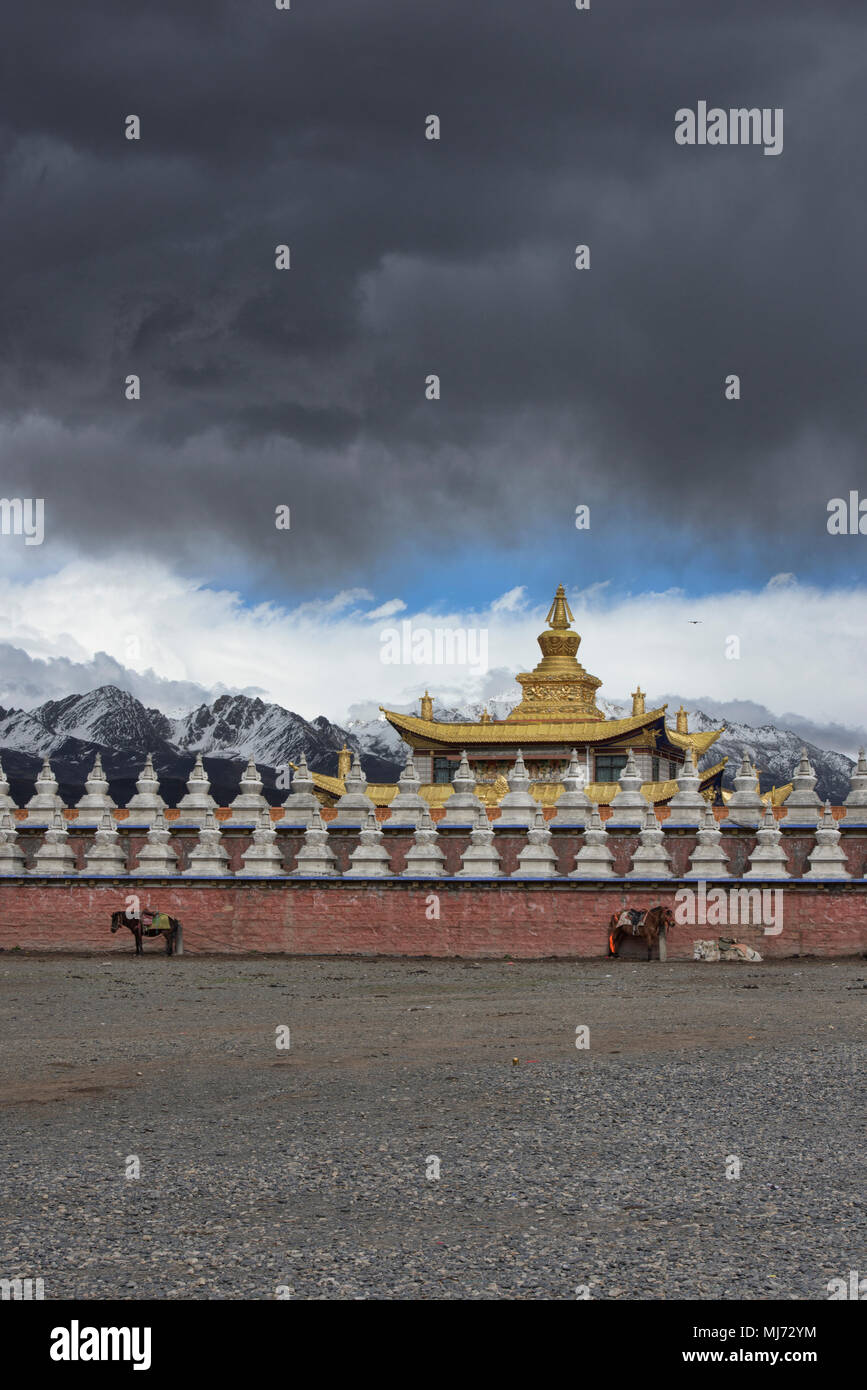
<box><xmin>607</xmin><ymin>905</ymin><xmax>674</xmax><ymax>961</ymax></box>
<box><xmin>110</xmin><ymin>909</ymin><xmax>182</xmax><ymax>956</ymax></box>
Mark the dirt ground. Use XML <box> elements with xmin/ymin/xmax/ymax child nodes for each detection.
<box><xmin>1</xmin><ymin>953</ymin><xmax>864</xmax><ymax>1299</ymax></box>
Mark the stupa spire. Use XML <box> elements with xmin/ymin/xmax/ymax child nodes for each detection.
<box><xmin>509</xmin><ymin>583</ymin><xmax>604</xmax><ymax>723</ymax></box>
<box><xmin>545</xmin><ymin>583</ymin><xmax>575</xmax><ymax>630</ymax></box>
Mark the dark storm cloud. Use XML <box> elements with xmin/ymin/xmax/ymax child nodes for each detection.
<box><xmin>1</xmin><ymin>0</ymin><xmax>865</xmax><ymax>589</ymax></box>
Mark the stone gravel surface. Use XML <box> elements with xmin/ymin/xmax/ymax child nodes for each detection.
<box><xmin>0</xmin><ymin>953</ymin><xmax>864</xmax><ymax>1300</ymax></box>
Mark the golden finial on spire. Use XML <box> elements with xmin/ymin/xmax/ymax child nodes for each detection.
<box><xmin>632</xmin><ymin>686</ymin><xmax>646</xmax><ymax>716</ymax></box>
<box><xmin>676</xmin><ymin>705</ymin><xmax>689</xmax><ymax>734</ymax></box>
<box><xmin>545</xmin><ymin>583</ymin><xmax>575</xmax><ymax>630</ymax></box>
<box><xmin>420</xmin><ymin>690</ymin><xmax>433</xmax><ymax>720</ymax></box>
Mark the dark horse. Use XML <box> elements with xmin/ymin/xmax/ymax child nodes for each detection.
<box><xmin>607</xmin><ymin>905</ymin><xmax>674</xmax><ymax>961</ymax></box>
<box><xmin>110</xmin><ymin>909</ymin><xmax>182</xmax><ymax>956</ymax></box>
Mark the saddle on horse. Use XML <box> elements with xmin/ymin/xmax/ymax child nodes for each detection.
<box><xmin>141</xmin><ymin>910</ymin><xmax>171</xmax><ymax>937</ymax></box>
<box><xmin>616</xmin><ymin>908</ymin><xmax>646</xmax><ymax>936</ymax></box>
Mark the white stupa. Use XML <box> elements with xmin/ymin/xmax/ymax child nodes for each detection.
<box><xmin>780</xmin><ymin>748</ymin><xmax>822</xmax><ymax>828</ymax></box>
<box><xmin>606</xmin><ymin>750</ymin><xmax>647</xmax><ymax>828</ymax></box>
<box><xmin>724</xmin><ymin>751</ymin><xmax>764</xmax><ymax>829</ymax></box>
<box><xmin>665</xmin><ymin>748</ymin><xmax>706</xmax><ymax>829</ymax></box>
<box><xmin>439</xmin><ymin>751</ymin><xmax>485</xmax><ymax>826</ymax></box>
<box><xmin>626</xmin><ymin>804</ymin><xmax>673</xmax><ymax>879</ymax></box>
<box><xmin>684</xmin><ymin>803</ymin><xmax>731</xmax><ymax>879</ymax></box>
<box><xmin>223</xmin><ymin>758</ymin><xmax>270</xmax><ymax>827</ymax></box>
<box><xmin>291</xmin><ymin>809</ymin><xmax>339</xmax><ymax>876</ymax></box>
<box><xmin>74</xmin><ymin>753</ymin><xmax>116</xmax><ymax>820</ymax></box>
<box><xmin>804</xmin><ymin>802</ymin><xmax>850</xmax><ymax>879</ymax></box>
<box><xmin>31</xmin><ymin>810</ymin><xmax>76</xmax><ymax>875</ymax></box>
<box><xmin>456</xmin><ymin>805</ymin><xmax>502</xmax><ymax>877</ymax></box>
<box><xmin>0</xmin><ymin>811</ymin><xmax>26</xmax><ymax>874</ymax></box>
<box><xmin>386</xmin><ymin>754</ymin><xmax>428</xmax><ymax>827</ymax></box>
<box><xmin>549</xmin><ymin>749</ymin><xmax>592</xmax><ymax>828</ymax></box>
<box><xmin>0</xmin><ymin>758</ymin><xmax>17</xmax><ymax>814</ymax></box>
<box><xmin>176</xmin><ymin>754</ymin><xmax>218</xmax><ymax>828</ymax></box>
<box><xmin>124</xmin><ymin>753</ymin><xmax>167</xmax><ymax>827</ymax></box>
<box><xmin>183</xmin><ymin>809</ymin><xmax>231</xmax><ymax>876</ymax></box>
<box><xmin>130</xmin><ymin>809</ymin><xmax>179</xmax><ymax>876</ymax></box>
<box><xmin>744</xmin><ymin>804</ymin><xmax>790</xmax><ymax>879</ymax></box>
<box><xmin>512</xmin><ymin>808</ymin><xmax>560</xmax><ymax>877</ymax></box>
<box><xmin>81</xmin><ymin>810</ymin><xmax>127</xmax><ymax>876</ymax></box>
<box><xmin>569</xmin><ymin>804</ymin><xmax>615</xmax><ymax>878</ymax></box>
<box><xmin>841</xmin><ymin>748</ymin><xmax>867</xmax><ymax>826</ymax></box>
<box><xmin>331</xmin><ymin>753</ymin><xmax>375</xmax><ymax>827</ymax></box>
<box><xmin>496</xmin><ymin>751</ymin><xmax>539</xmax><ymax>828</ymax></box>
<box><xmin>402</xmin><ymin>804</ymin><xmax>446</xmax><ymax>877</ymax></box>
<box><xmin>21</xmin><ymin>758</ymin><xmax>66</xmax><ymax>826</ymax></box>
<box><xmin>237</xmin><ymin>807</ymin><xmax>285</xmax><ymax>876</ymax></box>
<box><xmin>277</xmin><ymin>754</ymin><xmax>322</xmax><ymax>827</ymax></box>
<box><xmin>345</xmin><ymin>810</ymin><xmax>393</xmax><ymax>877</ymax></box>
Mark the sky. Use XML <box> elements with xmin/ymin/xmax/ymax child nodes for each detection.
<box><xmin>1</xmin><ymin>1</ymin><xmax>865</xmax><ymax>738</ymax></box>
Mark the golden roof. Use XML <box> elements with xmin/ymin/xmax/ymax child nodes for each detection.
<box><xmin>380</xmin><ymin>705</ymin><xmax>676</xmax><ymax>746</ymax></box>
<box><xmin>665</xmin><ymin>726</ymin><xmax>725</xmax><ymax>755</ymax></box>
<box><xmin>301</xmin><ymin>771</ymin><xmax>344</xmax><ymax>798</ymax></box>
<box><xmin>767</xmin><ymin>783</ymin><xmax>793</xmax><ymax>806</ymax></box>
<box><xmin>308</xmin><ymin>757</ymin><xmax>727</xmax><ymax>809</ymax></box>
<box><xmin>571</xmin><ymin>758</ymin><xmax>727</xmax><ymax>807</ymax></box>
<box><xmin>721</xmin><ymin>781</ymin><xmax>793</xmax><ymax>807</ymax></box>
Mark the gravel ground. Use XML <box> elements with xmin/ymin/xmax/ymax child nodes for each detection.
<box><xmin>1</xmin><ymin>953</ymin><xmax>864</xmax><ymax>1300</ymax></box>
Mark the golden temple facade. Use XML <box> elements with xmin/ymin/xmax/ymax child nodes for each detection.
<box><xmin>307</xmin><ymin>584</ymin><xmax>731</xmax><ymax>808</ymax></box>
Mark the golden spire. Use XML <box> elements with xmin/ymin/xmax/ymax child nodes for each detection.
<box><xmin>632</xmin><ymin>686</ymin><xmax>646</xmax><ymax>716</ymax></box>
<box><xmin>420</xmin><ymin>690</ymin><xmax>433</xmax><ymax>721</ymax></box>
<box><xmin>676</xmin><ymin>705</ymin><xmax>689</xmax><ymax>734</ymax></box>
<box><xmin>508</xmin><ymin>583</ymin><xmax>604</xmax><ymax>722</ymax></box>
<box><xmin>337</xmin><ymin>744</ymin><xmax>351</xmax><ymax>780</ymax></box>
<box><xmin>480</xmin><ymin>706</ymin><xmax>491</xmax><ymax>724</ymax></box>
<box><xmin>545</xmin><ymin>583</ymin><xmax>575</xmax><ymax>631</ymax></box>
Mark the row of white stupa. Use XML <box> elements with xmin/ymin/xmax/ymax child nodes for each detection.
<box><xmin>0</xmin><ymin>794</ymin><xmax>855</xmax><ymax>879</ymax></box>
<box><xmin>0</xmin><ymin>745</ymin><xmax>863</xmax><ymax>879</ymax></box>
<box><xmin>3</xmin><ymin>742</ymin><xmax>867</xmax><ymax>831</ymax></box>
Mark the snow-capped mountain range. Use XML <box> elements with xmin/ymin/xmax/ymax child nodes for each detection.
<box><xmin>0</xmin><ymin>687</ymin><xmax>384</xmax><ymax>809</ymax></box>
<box><xmin>0</xmin><ymin>684</ymin><xmax>857</xmax><ymax>806</ymax></box>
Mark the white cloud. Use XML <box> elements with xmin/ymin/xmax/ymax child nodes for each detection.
<box><xmin>0</xmin><ymin>561</ymin><xmax>864</xmax><ymax>732</ymax></box>
<box><xmin>365</xmin><ymin>598</ymin><xmax>407</xmax><ymax>620</ymax></box>
<box><xmin>490</xmin><ymin>585</ymin><xmax>527</xmax><ymax>614</ymax></box>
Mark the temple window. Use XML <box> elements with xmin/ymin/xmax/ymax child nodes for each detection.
<box><xmin>433</xmin><ymin>756</ymin><xmax>452</xmax><ymax>784</ymax></box>
<box><xmin>595</xmin><ymin>754</ymin><xmax>628</xmax><ymax>783</ymax></box>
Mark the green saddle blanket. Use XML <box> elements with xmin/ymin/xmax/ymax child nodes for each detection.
<box><xmin>147</xmin><ymin>912</ymin><xmax>172</xmax><ymax>933</ymax></box>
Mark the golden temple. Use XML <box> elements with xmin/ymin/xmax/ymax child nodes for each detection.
<box><xmin>307</xmin><ymin>584</ymin><xmax>732</xmax><ymax>809</ymax></box>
